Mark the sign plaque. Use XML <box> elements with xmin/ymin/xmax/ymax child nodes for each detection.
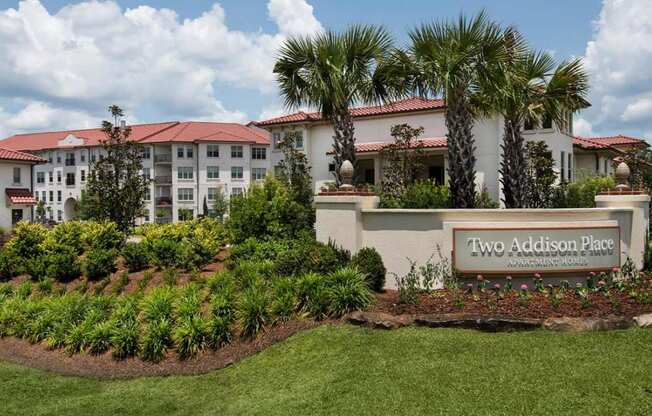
<box><xmin>453</xmin><ymin>226</ymin><xmax>620</xmax><ymax>274</ymax></box>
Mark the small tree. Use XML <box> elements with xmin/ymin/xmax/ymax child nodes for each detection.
<box><xmin>83</xmin><ymin>106</ymin><xmax>151</xmax><ymax>232</ymax></box>
<box><xmin>379</xmin><ymin>124</ymin><xmax>426</xmax><ymax>202</ymax></box>
<box><xmin>35</xmin><ymin>200</ymin><xmax>46</xmax><ymax>224</ymax></box>
<box><xmin>211</xmin><ymin>187</ymin><xmax>229</xmax><ymax>221</ymax></box>
<box><xmin>524</xmin><ymin>141</ymin><xmax>556</xmax><ymax>208</ymax></box>
<box><xmin>621</xmin><ymin>147</ymin><xmax>652</xmax><ymax>192</ymax></box>
<box><xmin>276</xmin><ymin>131</ymin><xmax>314</xmax><ymax>211</ymax></box>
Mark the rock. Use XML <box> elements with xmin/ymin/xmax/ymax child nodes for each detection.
<box><xmin>347</xmin><ymin>311</ymin><xmax>414</xmax><ymax>329</ymax></box>
<box><xmin>633</xmin><ymin>313</ymin><xmax>652</xmax><ymax>328</ymax></box>
<box><xmin>415</xmin><ymin>314</ymin><xmax>541</xmax><ymax>332</ymax></box>
<box><xmin>543</xmin><ymin>316</ymin><xmax>633</xmax><ymax>332</ymax></box>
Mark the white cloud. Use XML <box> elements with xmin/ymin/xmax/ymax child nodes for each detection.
<box><xmin>573</xmin><ymin>117</ymin><xmax>594</xmax><ymax>137</ymax></box>
<box><xmin>0</xmin><ymin>0</ymin><xmax>322</xmax><ymax>137</ymax></box>
<box><xmin>0</xmin><ymin>102</ymin><xmax>100</xmax><ymax>139</ymax></box>
<box><xmin>579</xmin><ymin>0</ymin><xmax>652</xmax><ymax>140</ymax></box>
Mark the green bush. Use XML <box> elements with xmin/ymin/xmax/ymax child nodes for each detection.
<box><xmin>207</xmin><ymin>271</ymin><xmax>236</xmax><ymax>296</ymax></box>
<box><xmin>111</xmin><ymin>319</ymin><xmax>140</xmax><ymax>359</ymax></box>
<box><xmin>237</xmin><ymin>285</ymin><xmax>269</xmax><ymax>339</ymax></box>
<box><xmin>4</xmin><ymin>222</ymin><xmax>47</xmax><ymax>274</ymax></box>
<box><xmin>327</xmin><ymin>267</ymin><xmax>374</xmax><ymax>317</ymax></box>
<box><xmin>122</xmin><ymin>242</ymin><xmax>150</xmax><ymax>272</ymax></box>
<box><xmin>150</xmin><ymin>239</ymin><xmax>179</xmax><ymax>269</ymax></box>
<box><xmin>401</xmin><ymin>180</ymin><xmax>451</xmax><ymax>208</ymax></box>
<box><xmin>141</xmin><ymin>287</ymin><xmax>175</xmax><ymax>323</ymax></box>
<box><xmin>207</xmin><ymin>289</ymin><xmax>235</xmax><ymax>348</ymax></box>
<box><xmin>88</xmin><ymin>320</ymin><xmax>113</xmax><ymax>354</ymax></box>
<box><xmin>44</xmin><ymin>247</ymin><xmax>81</xmax><ymax>282</ymax></box>
<box><xmin>140</xmin><ymin>318</ymin><xmax>172</xmax><ymax>362</ymax></box>
<box><xmin>553</xmin><ymin>176</ymin><xmax>615</xmax><ymax>208</ymax></box>
<box><xmin>43</xmin><ymin>221</ymin><xmax>85</xmax><ymax>255</ymax></box>
<box><xmin>83</xmin><ymin>249</ymin><xmax>117</xmax><ymax>280</ymax></box>
<box><xmin>112</xmin><ymin>271</ymin><xmax>130</xmax><ymax>295</ymax></box>
<box><xmin>271</xmin><ymin>277</ymin><xmax>296</xmax><ymax>321</ymax></box>
<box><xmin>81</xmin><ymin>221</ymin><xmax>125</xmax><ymax>251</ymax></box>
<box><xmin>351</xmin><ymin>247</ymin><xmax>386</xmax><ymax>292</ymax></box>
<box><xmin>295</xmin><ymin>272</ymin><xmax>330</xmax><ymax>319</ymax></box>
<box><xmin>0</xmin><ymin>249</ymin><xmax>17</xmax><ymax>280</ymax></box>
<box><xmin>207</xmin><ymin>316</ymin><xmax>233</xmax><ymax>349</ymax></box>
<box><xmin>175</xmin><ymin>285</ymin><xmax>202</xmax><ymax>320</ymax></box>
<box><xmin>227</xmin><ymin>176</ymin><xmax>315</xmax><ymax>243</ymax></box>
<box><xmin>174</xmin><ymin>315</ymin><xmax>208</xmax><ymax>359</ymax></box>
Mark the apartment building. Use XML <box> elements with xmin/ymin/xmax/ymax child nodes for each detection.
<box><xmin>0</xmin><ymin>121</ymin><xmax>270</xmax><ymax>224</ymax></box>
<box><xmin>0</xmin><ymin>147</ymin><xmax>45</xmax><ymax>230</ymax></box>
<box><xmin>256</xmin><ymin>98</ymin><xmax>649</xmax><ymax>201</ymax></box>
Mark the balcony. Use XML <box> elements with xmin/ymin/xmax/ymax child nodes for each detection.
<box><xmin>154</xmin><ymin>154</ymin><xmax>172</xmax><ymax>164</ymax></box>
<box><xmin>155</xmin><ymin>196</ymin><xmax>172</xmax><ymax>206</ymax></box>
<box><xmin>155</xmin><ymin>175</ymin><xmax>172</xmax><ymax>184</ymax></box>
<box><xmin>65</xmin><ymin>159</ymin><xmax>76</xmax><ymax>167</ymax></box>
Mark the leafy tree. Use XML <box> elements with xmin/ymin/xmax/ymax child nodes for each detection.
<box><xmin>524</xmin><ymin>141</ymin><xmax>556</xmax><ymax>208</ymax></box>
<box><xmin>211</xmin><ymin>188</ymin><xmax>229</xmax><ymax>222</ymax></box>
<box><xmin>35</xmin><ymin>200</ymin><xmax>46</xmax><ymax>224</ymax></box>
<box><xmin>274</xmin><ymin>25</ymin><xmax>393</xmax><ymax>185</ymax></box>
<box><xmin>405</xmin><ymin>12</ymin><xmax>506</xmax><ymax>208</ymax></box>
<box><xmin>379</xmin><ymin>124</ymin><xmax>426</xmax><ymax>202</ymax></box>
<box><xmin>83</xmin><ymin>106</ymin><xmax>151</xmax><ymax>232</ymax></box>
<box><xmin>276</xmin><ymin>131</ymin><xmax>314</xmax><ymax>212</ymax></box>
<box><xmin>621</xmin><ymin>147</ymin><xmax>652</xmax><ymax>192</ymax></box>
<box><xmin>486</xmin><ymin>30</ymin><xmax>589</xmax><ymax>208</ymax></box>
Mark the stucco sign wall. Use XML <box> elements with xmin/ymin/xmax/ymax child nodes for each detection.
<box><xmin>453</xmin><ymin>226</ymin><xmax>621</xmax><ymax>274</ymax></box>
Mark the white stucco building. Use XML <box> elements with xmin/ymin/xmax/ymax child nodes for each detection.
<box><xmin>0</xmin><ymin>121</ymin><xmax>270</xmax><ymax>223</ymax></box>
<box><xmin>256</xmin><ymin>98</ymin><xmax>649</xmax><ymax>201</ymax></box>
<box><xmin>0</xmin><ymin>147</ymin><xmax>45</xmax><ymax>230</ymax></box>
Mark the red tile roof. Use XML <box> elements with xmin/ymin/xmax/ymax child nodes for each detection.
<box><xmin>0</xmin><ymin>121</ymin><xmax>269</xmax><ymax>152</ymax></box>
<box><xmin>5</xmin><ymin>188</ymin><xmax>37</xmax><ymax>205</ymax></box>
<box><xmin>256</xmin><ymin>97</ymin><xmax>445</xmax><ymax>126</ymax></box>
<box><xmin>328</xmin><ymin>137</ymin><xmax>447</xmax><ymax>154</ymax></box>
<box><xmin>572</xmin><ymin>137</ymin><xmax>611</xmax><ymax>150</ymax></box>
<box><xmin>0</xmin><ymin>146</ymin><xmax>46</xmax><ymax>163</ymax></box>
<box><xmin>578</xmin><ymin>135</ymin><xmax>648</xmax><ymax>147</ymax></box>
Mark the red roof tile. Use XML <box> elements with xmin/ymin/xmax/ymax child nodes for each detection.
<box><xmin>578</xmin><ymin>135</ymin><xmax>648</xmax><ymax>147</ymax></box>
<box><xmin>0</xmin><ymin>146</ymin><xmax>46</xmax><ymax>163</ymax></box>
<box><xmin>5</xmin><ymin>188</ymin><xmax>37</xmax><ymax>205</ymax></box>
<box><xmin>256</xmin><ymin>97</ymin><xmax>445</xmax><ymax>126</ymax></box>
<box><xmin>328</xmin><ymin>137</ymin><xmax>447</xmax><ymax>154</ymax></box>
<box><xmin>0</xmin><ymin>121</ymin><xmax>269</xmax><ymax>152</ymax></box>
<box><xmin>572</xmin><ymin>137</ymin><xmax>611</xmax><ymax>150</ymax></box>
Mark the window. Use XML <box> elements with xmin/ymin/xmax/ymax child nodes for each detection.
<box><xmin>231</xmin><ymin>145</ymin><xmax>243</xmax><ymax>158</ymax></box>
<box><xmin>49</xmin><ymin>191</ymin><xmax>53</xmax><ymax>202</ymax></box>
<box><xmin>57</xmin><ymin>210</ymin><xmax>62</xmax><ymax>222</ymax></box>
<box><xmin>80</xmin><ymin>151</ymin><xmax>86</xmax><ymax>162</ymax></box>
<box><xmin>91</xmin><ymin>151</ymin><xmax>96</xmax><ymax>163</ymax></box>
<box><xmin>595</xmin><ymin>155</ymin><xmax>600</xmax><ymax>172</ymax></box>
<box><xmin>542</xmin><ymin>114</ymin><xmax>553</xmax><ymax>129</ymax></box>
<box><xmin>49</xmin><ymin>171</ymin><xmax>53</xmax><ymax>183</ymax></box>
<box><xmin>178</xmin><ymin>188</ymin><xmax>194</xmax><ymax>201</ymax></box>
<box><xmin>207</xmin><ymin>187</ymin><xmax>218</xmax><ymax>201</ymax></box>
<box><xmin>56</xmin><ymin>153</ymin><xmax>61</xmax><ymax>163</ymax></box>
<box><xmin>11</xmin><ymin>209</ymin><xmax>23</xmax><ymax>225</ymax></box>
<box><xmin>11</xmin><ymin>167</ymin><xmax>20</xmax><ymax>184</ymax></box>
<box><xmin>144</xmin><ymin>187</ymin><xmax>151</xmax><ymax>201</ymax></box>
<box><xmin>567</xmin><ymin>153</ymin><xmax>572</xmax><ymax>182</ymax></box>
<box><xmin>178</xmin><ymin>167</ymin><xmax>193</xmax><ymax>180</ymax></box>
<box><xmin>177</xmin><ymin>145</ymin><xmax>193</xmax><ymax>158</ymax></box>
<box><xmin>274</xmin><ymin>165</ymin><xmax>283</xmax><ymax>176</ymax></box>
<box><xmin>177</xmin><ymin>146</ymin><xmax>185</xmax><ymax>158</ymax></box>
<box><xmin>57</xmin><ymin>171</ymin><xmax>61</xmax><ymax>183</ymax></box>
<box><xmin>186</xmin><ymin>146</ymin><xmax>193</xmax><ymax>158</ymax></box>
<box><xmin>207</xmin><ymin>166</ymin><xmax>219</xmax><ymax>180</ymax></box>
<box><xmin>144</xmin><ymin>210</ymin><xmax>150</xmax><ymax>222</ymax></box>
<box><xmin>66</xmin><ymin>173</ymin><xmax>75</xmax><ymax>186</ymax></box>
<box><xmin>560</xmin><ymin>151</ymin><xmax>565</xmax><ymax>180</ymax></box>
<box><xmin>604</xmin><ymin>159</ymin><xmax>609</xmax><ymax>174</ymax></box>
<box><xmin>142</xmin><ymin>167</ymin><xmax>151</xmax><ymax>179</ymax></box>
<box><xmin>293</xmin><ymin>131</ymin><xmax>304</xmax><ymax>149</ymax></box>
<box><xmin>57</xmin><ymin>190</ymin><xmax>62</xmax><ymax>203</ymax></box>
<box><xmin>207</xmin><ymin>144</ymin><xmax>219</xmax><ymax>158</ymax></box>
<box><xmin>251</xmin><ymin>167</ymin><xmax>266</xmax><ymax>181</ymax></box>
<box><xmin>178</xmin><ymin>208</ymin><xmax>193</xmax><ymax>221</ymax></box>
<box><xmin>65</xmin><ymin>152</ymin><xmax>75</xmax><ymax>166</ymax></box>
<box><xmin>231</xmin><ymin>187</ymin><xmax>243</xmax><ymax>197</ymax></box>
<box><xmin>272</xmin><ymin>132</ymin><xmax>281</xmax><ymax>149</ymax></box>
<box><xmin>231</xmin><ymin>166</ymin><xmax>243</xmax><ymax>179</ymax></box>
<box><xmin>47</xmin><ymin>152</ymin><xmax>53</xmax><ymax>163</ymax></box>
<box><xmin>251</xmin><ymin>147</ymin><xmax>267</xmax><ymax>160</ymax></box>
<box><xmin>142</xmin><ymin>146</ymin><xmax>151</xmax><ymax>159</ymax></box>
<box><xmin>328</xmin><ymin>163</ymin><xmax>336</xmax><ymax>172</ymax></box>
<box><xmin>42</xmin><ymin>191</ymin><xmax>46</xmax><ymax>202</ymax></box>
<box><xmin>81</xmin><ymin>169</ymin><xmax>86</xmax><ymax>182</ymax></box>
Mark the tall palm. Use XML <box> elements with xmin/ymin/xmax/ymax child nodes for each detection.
<box><xmin>488</xmin><ymin>31</ymin><xmax>589</xmax><ymax>208</ymax></box>
<box><xmin>408</xmin><ymin>12</ymin><xmax>506</xmax><ymax>208</ymax></box>
<box><xmin>274</xmin><ymin>25</ymin><xmax>393</xmax><ymax>186</ymax></box>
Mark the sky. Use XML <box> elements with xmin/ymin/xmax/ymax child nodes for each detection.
<box><xmin>0</xmin><ymin>0</ymin><xmax>650</xmax><ymax>141</ymax></box>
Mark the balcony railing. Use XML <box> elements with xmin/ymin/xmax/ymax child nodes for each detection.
<box><xmin>155</xmin><ymin>196</ymin><xmax>172</xmax><ymax>206</ymax></box>
<box><xmin>65</xmin><ymin>159</ymin><xmax>76</xmax><ymax>166</ymax></box>
<box><xmin>155</xmin><ymin>175</ymin><xmax>172</xmax><ymax>184</ymax></box>
<box><xmin>155</xmin><ymin>216</ymin><xmax>173</xmax><ymax>224</ymax></box>
<box><xmin>154</xmin><ymin>154</ymin><xmax>172</xmax><ymax>163</ymax></box>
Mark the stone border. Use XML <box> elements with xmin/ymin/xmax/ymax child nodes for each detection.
<box><xmin>347</xmin><ymin>311</ymin><xmax>652</xmax><ymax>332</ymax></box>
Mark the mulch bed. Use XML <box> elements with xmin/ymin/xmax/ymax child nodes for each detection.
<box><xmin>373</xmin><ymin>289</ymin><xmax>652</xmax><ymax>319</ymax></box>
<box><xmin>0</xmin><ymin>320</ymin><xmax>321</xmax><ymax>380</ymax></box>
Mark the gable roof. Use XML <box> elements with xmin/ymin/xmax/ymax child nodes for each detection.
<box><xmin>0</xmin><ymin>121</ymin><xmax>269</xmax><ymax>152</ymax></box>
<box><xmin>255</xmin><ymin>97</ymin><xmax>445</xmax><ymax>127</ymax></box>
<box><xmin>0</xmin><ymin>146</ymin><xmax>46</xmax><ymax>163</ymax></box>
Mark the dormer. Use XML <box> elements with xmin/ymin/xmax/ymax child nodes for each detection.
<box><xmin>58</xmin><ymin>134</ymin><xmax>85</xmax><ymax>147</ymax></box>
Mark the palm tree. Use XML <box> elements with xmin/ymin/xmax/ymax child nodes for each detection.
<box><xmin>407</xmin><ymin>12</ymin><xmax>506</xmax><ymax>208</ymax></box>
<box><xmin>274</xmin><ymin>25</ymin><xmax>393</xmax><ymax>186</ymax></box>
<box><xmin>487</xmin><ymin>30</ymin><xmax>589</xmax><ymax>208</ymax></box>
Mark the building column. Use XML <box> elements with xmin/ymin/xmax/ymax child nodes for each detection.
<box><xmin>314</xmin><ymin>194</ymin><xmax>379</xmax><ymax>254</ymax></box>
<box><xmin>373</xmin><ymin>156</ymin><xmax>382</xmax><ymax>186</ymax></box>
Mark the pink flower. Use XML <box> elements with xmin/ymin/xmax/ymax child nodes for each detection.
<box><xmin>534</xmin><ymin>273</ymin><xmax>541</xmax><ymax>279</ymax></box>
<box><xmin>612</xmin><ymin>267</ymin><xmax>620</xmax><ymax>273</ymax></box>
<box><xmin>493</xmin><ymin>283</ymin><xmax>501</xmax><ymax>289</ymax></box>
<box><xmin>589</xmin><ymin>271</ymin><xmax>596</xmax><ymax>277</ymax></box>
<box><xmin>476</xmin><ymin>274</ymin><xmax>484</xmax><ymax>281</ymax></box>
<box><xmin>466</xmin><ymin>283</ymin><xmax>473</xmax><ymax>289</ymax></box>
<box><xmin>520</xmin><ymin>284</ymin><xmax>528</xmax><ymax>291</ymax></box>
<box><xmin>598</xmin><ymin>280</ymin><xmax>606</xmax><ymax>286</ymax></box>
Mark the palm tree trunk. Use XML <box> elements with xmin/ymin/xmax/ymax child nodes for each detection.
<box><xmin>445</xmin><ymin>97</ymin><xmax>477</xmax><ymax>208</ymax></box>
<box><xmin>500</xmin><ymin>118</ymin><xmax>528</xmax><ymax>208</ymax></box>
<box><xmin>331</xmin><ymin>110</ymin><xmax>356</xmax><ymax>186</ymax></box>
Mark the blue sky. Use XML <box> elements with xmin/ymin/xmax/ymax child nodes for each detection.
<box><xmin>1</xmin><ymin>0</ymin><xmax>651</xmax><ymax>141</ymax></box>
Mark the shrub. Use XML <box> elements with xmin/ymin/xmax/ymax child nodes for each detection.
<box><xmin>44</xmin><ymin>247</ymin><xmax>81</xmax><ymax>282</ymax></box>
<box><xmin>162</xmin><ymin>268</ymin><xmax>177</xmax><ymax>287</ymax></box>
<box><xmin>270</xmin><ymin>278</ymin><xmax>296</xmax><ymax>321</ymax></box>
<box><xmin>112</xmin><ymin>271</ymin><xmax>130</xmax><ymax>295</ymax></box>
<box><xmin>401</xmin><ymin>181</ymin><xmax>451</xmax><ymax>209</ymax></box>
<box><xmin>0</xmin><ymin>250</ymin><xmax>17</xmax><ymax>280</ymax></box>
<box><xmin>295</xmin><ymin>272</ymin><xmax>330</xmax><ymax>319</ymax></box>
<box><xmin>122</xmin><ymin>242</ymin><xmax>150</xmax><ymax>272</ymax></box>
<box><xmin>36</xmin><ymin>278</ymin><xmax>54</xmax><ymax>295</ymax></box>
<box><xmin>5</xmin><ymin>221</ymin><xmax>47</xmax><ymax>259</ymax></box>
<box><xmin>138</xmin><ymin>270</ymin><xmax>155</xmax><ymax>291</ymax></box>
<box><xmin>88</xmin><ymin>320</ymin><xmax>113</xmax><ymax>354</ymax></box>
<box><xmin>43</xmin><ymin>221</ymin><xmax>85</xmax><ymax>255</ymax></box>
<box><xmin>174</xmin><ymin>315</ymin><xmax>208</xmax><ymax>359</ymax></box>
<box><xmin>111</xmin><ymin>319</ymin><xmax>140</xmax><ymax>359</ymax></box>
<box><xmin>237</xmin><ymin>285</ymin><xmax>269</xmax><ymax>339</ymax></box>
<box><xmin>207</xmin><ymin>271</ymin><xmax>236</xmax><ymax>295</ymax></box>
<box><xmin>232</xmin><ymin>260</ymin><xmax>273</xmax><ymax>289</ymax></box>
<box><xmin>351</xmin><ymin>247</ymin><xmax>386</xmax><ymax>292</ymax></box>
<box><xmin>83</xmin><ymin>249</ymin><xmax>117</xmax><ymax>280</ymax></box>
<box><xmin>553</xmin><ymin>176</ymin><xmax>615</xmax><ymax>208</ymax></box>
<box><xmin>207</xmin><ymin>316</ymin><xmax>233</xmax><ymax>349</ymax></box>
<box><xmin>141</xmin><ymin>287</ymin><xmax>175</xmax><ymax>323</ymax></box>
<box><xmin>81</xmin><ymin>221</ymin><xmax>125</xmax><ymax>251</ymax></box>
<box><xmin>175</xmin><ymin>285</ymin><xmax>202</xmax><ymax>320</ymax></box>
<box><xmin>327</xmin><ymin>267</ymin><xmax>373</xmax><ymax>317</ymax></box>
<box><xmin>140</xmin><ymin>318</ymin><xmax>172</xmax><ymax>362</ymax></box>
<box><xmin>150</xmin><ymin>239</ymin><xmax>179</xmax><ymax>269</ymax></box>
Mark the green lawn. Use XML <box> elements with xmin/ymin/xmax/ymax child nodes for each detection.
<box><xmin>2</xmin><ymin>325</ymin><xmax>652</xmax><ymax>416</ymax></box>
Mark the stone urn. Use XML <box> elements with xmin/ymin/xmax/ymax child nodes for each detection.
<box><xmin>614</xmin><ymin>161</ymin><xmax>631</xmax><ymax>191</ymax></box>
<box><xmin>339</xmin><ymin>160</ymin><xmax>354</xmax><ymax>191</ymax></box>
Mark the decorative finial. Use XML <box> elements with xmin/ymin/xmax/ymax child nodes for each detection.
<box><xmin>614</xmin><ymin>161</ymin><xmax>631</xmax><ymax>191</ymax></box>
<box><xmin>339</xmin><ymin>160</ymin><xmax>354</xmax><ymax>190</ymax></box>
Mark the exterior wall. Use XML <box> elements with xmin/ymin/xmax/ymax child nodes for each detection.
<box><xmin>574</xmin><ymin>152</ymin><xmax>614</xmax><ymax>179</ymax></box>
<box><xmin>315</xmin><ymin>193</ymin><xmax>650</xmax><ymax>290</ymax></box>
<box><xmin>266</xmin><ymin>111</ymin><xmax>576</xmax><ymax>203</ymax></box>
<box><xmin>0</xmin><ymin>162</ymin><xmax>34</xmax><ymax>230</ymax></box>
